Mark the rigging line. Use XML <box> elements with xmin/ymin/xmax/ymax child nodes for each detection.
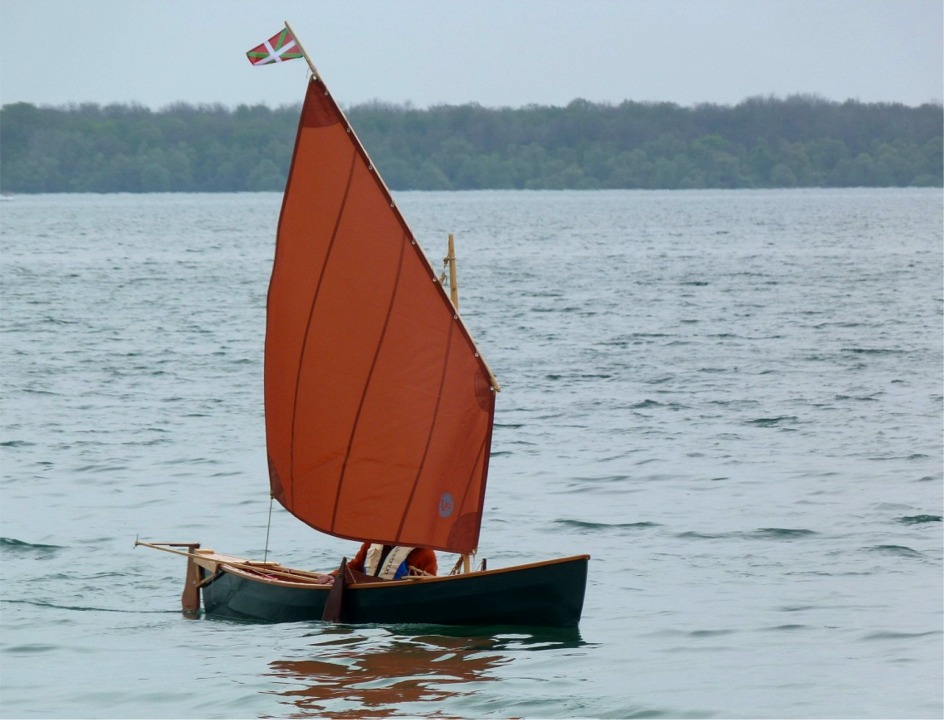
<box><xmin>263</xmin><ymin>495</ymin><xmax>274</xmax><ymax>564</ymax></box>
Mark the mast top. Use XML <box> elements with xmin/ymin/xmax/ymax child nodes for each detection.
<box><xmin>284</xmin><ymin>21</ymin><xmax>319</xmax><ymax>79</ymax></box>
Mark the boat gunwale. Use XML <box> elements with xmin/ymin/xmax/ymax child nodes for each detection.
<box><xmin>209</xmin><ymin>553</ymin><xmax>590</xmax><ymax>591</ymax></box>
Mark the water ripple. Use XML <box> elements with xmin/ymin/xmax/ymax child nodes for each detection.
<box><xmin>1</xmin><ymin>190</ymin><xmax>940</xmax><ymax>720</ymax></box>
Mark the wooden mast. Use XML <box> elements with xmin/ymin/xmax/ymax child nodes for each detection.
<box><xmin>443</xmin><ymin>234</ymin><xmax>472</xmax><ymax>575</ymax></box>
<box><xmin>446</xmin><ymin>233</ymin><xmax>459</xmax><ymax>309</ymax></box>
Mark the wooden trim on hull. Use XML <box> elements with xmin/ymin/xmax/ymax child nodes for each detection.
<box><xmin>197</xmin><ymin>553</ymin><xmax>589</xmax><ymax>627</ymax></box>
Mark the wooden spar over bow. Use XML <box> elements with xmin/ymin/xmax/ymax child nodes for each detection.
<box><xmin>134</xmin><ymin>540</ymin><xmax>204</xmax><ymax>611</ymax></box>
<box><xmin>135</xmin><ymin>539</ymin><xmax>336</xmax><ymax>588</ymax></box>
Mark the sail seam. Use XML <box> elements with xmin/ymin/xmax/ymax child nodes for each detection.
<box><xmin>395</xmin><ymin>320</ymin><xmax>455</xmax><ymax>543</ymax></box>
<box><xmin>328</xmin><ymin>232</ymin><xmax>407</xmax><ymax>533</ymax></box>
<box><xmin>288</xmin><ymin>148</ymin><xmax>358</xmax><ymax>507</ymax></box>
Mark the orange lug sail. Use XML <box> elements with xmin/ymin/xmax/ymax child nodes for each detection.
<box><xmin>265</xmin><ymin>77</ymin><xmax>497</xmax><ymax>555</ymax></box>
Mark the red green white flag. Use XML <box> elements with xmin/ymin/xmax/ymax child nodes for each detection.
<box><xmin>246</xmin><ymin>28</ymin><xmax>303</xmax><ymax>66</ymax></box>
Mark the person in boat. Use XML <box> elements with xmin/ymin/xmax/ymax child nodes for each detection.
<box><xmin>317</xmin><ymin>543</ymin><xmax>437</xmax><ymax>583</ymax></box>
<box><xmin>349</xmin><ymin>543</ymin><xmax>438</xmax><ymax>579</ymax></box>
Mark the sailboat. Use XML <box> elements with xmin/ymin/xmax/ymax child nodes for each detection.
<box><xmin>138</xmin><ymin>24</ymin><xmax>588</xmax><ymax>627</ymax></box>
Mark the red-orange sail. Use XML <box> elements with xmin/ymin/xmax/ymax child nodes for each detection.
<box><xmin>265</xmin><ymin>77</ymin><xmax>497</xmax><ymax>555</ymax></box>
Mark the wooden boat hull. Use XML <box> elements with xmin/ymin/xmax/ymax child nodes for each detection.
<box><xmin>194</xmin><ymin>551</ymin><xmax>589</xmax><ymax>627</ymax></box>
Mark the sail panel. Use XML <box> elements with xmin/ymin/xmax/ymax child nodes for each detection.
<box><xmin>265</xmin><ymin>78</ymin><xmax>495</xmax><ymax>554</ymax></box>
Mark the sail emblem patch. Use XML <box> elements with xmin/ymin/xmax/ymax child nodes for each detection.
<box><xmin>438</xmin><ymin>492</ymin><xmax>455</xmax><ymax>518</ymax></box>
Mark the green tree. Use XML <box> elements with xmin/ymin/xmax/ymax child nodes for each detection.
<box><xmin>1</xmin><ymin>96</ymin><xmax>940</xmax><ymax>193</ymax></box>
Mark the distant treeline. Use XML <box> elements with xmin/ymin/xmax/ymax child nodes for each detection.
<box><xmin>1</xmin><ymin>95</ymin><xmax>941</xmax><ymax>193</ymax></box>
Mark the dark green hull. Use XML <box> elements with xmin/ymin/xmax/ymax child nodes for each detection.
<box><xmin>199</xmin><ymin>555</ymin><xmax>589</xmax><ymax>627</ymax></box>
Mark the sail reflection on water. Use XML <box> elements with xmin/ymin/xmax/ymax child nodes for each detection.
<box><xmin>266</xmin><ymin>634</ymin><xmax>507</xmax><ymax>717</ymax></box>
<box><xmin>266</xmin><ymin>628</ymin><xmax>586</xmax><ymax>716</ymax></box>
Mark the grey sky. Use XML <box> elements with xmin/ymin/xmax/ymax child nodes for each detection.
<box><xmin>1</xmin><ymin>0</ymin><xmax>941</xmax><ymax>110</ymax></box>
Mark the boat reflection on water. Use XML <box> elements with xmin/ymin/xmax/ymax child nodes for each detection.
<box><xmin>266</xmin><ymin>627</ymin><xmax>585</xmax><ymax>718</ymax></box>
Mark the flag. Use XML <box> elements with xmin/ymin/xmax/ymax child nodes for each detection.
<box><xmin>246</xmin><ymin>28</ymin><xmax>303</xmax><ymax>66</ymax></box>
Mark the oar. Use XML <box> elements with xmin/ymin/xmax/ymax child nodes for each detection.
<box><xmin>322</xmin><ymin>557</ymin><xmax>348</xmax><ymax>622</ymax></box>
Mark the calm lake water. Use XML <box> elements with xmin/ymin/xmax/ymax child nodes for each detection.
<box><xmin>1</xmin><ymin>189</ymin><xmax>941</xmax><ymax>719</ymax></box>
